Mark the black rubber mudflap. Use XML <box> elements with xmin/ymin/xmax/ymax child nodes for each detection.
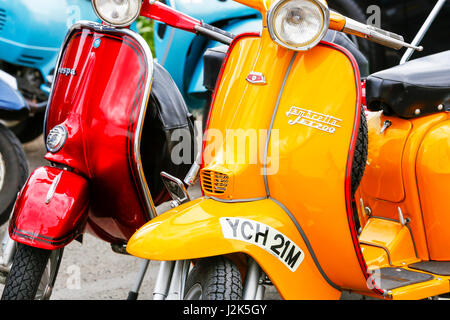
<box><xmin>409</xmin><ymin>261</ymin><xmax>450</xmax><ymax>276</ymax></box>
<box><xmin>371</xmin><ymin>267</ymin><xmax>434</xmax><ymax>291</ymax></box>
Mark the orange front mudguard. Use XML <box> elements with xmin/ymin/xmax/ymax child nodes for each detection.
<box><xmin>127</xmin><ymin>197</ymin><xmax>341</xmax><ymax>299</ymax></box>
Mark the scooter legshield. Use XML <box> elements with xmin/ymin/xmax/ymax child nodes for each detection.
<box><xmin>127</xmin><ymin>198</ymin><xmax>341</xmax><ymax>299</ymax></box>
<box><xmin>9</xmin><ymin>166</ymin><xmax>89</xmax><ymax>250</ymax></box>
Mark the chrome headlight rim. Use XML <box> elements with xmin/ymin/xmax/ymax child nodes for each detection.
<box><xmin>46</xmin><ymin>124</ymin><xmax>68</xmax><ymax>153</ymax></box>
<box><xmin>92</xmin><ymin>0</ymin><xmax>142</xmax><ymax>28</ymax></box>
<box><xmin>267</xmin><ymin>0</ymin><xmax>330</xmax><ymax>51</ymax></box>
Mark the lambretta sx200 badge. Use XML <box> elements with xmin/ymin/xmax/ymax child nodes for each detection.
<box><xmin>286</xmin><ymin>106</ymin><xmax>342</xmax><ymax>134</ymax></box>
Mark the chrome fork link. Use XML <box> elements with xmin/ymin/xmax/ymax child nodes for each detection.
<box><xmin>243</xmin><ymin>258</ymin><xmax>266</xmax><ymax>300</ymax></box>
<box><xmin>0</xmin><ymin>230</ymin><xmax>16</xmax><ymax>283</ymax></box>
<box><xmin>166</xmin><ymin>260</ymin><xmax>190</xmax><ymax>300</ymax></box>
<box><xmin>153</xmin><ymin>261</ymin><xmax>175</xmax><ymax>300</ymax></box>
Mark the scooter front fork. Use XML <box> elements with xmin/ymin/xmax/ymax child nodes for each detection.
<box><xmin>153</xmin><ymin>260</ymin><xmax>190</xmax><ymax>300</ymax></box>
<box><xmin>243</xmin><ymin>258</ymin><xmax>266</xmax><ymax>300</ymax></box>
<box><xmin>0</xmin><ymin>229</ymin><xmax>16</xmax><ymax>284</ymax></box>
<box><xmin>153</xmin><ymin>257</ymin><xmax>266</xmax><ymax>300</ymax></box>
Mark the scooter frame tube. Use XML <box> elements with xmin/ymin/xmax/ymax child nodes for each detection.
<box><xmin>400</xmin><ymin>0</ymin><xmax>446</xmax><ymax>64</ymax></box>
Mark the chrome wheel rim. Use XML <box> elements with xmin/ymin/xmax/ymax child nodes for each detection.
<box><xmin>184</xmin><ymin>283</ymin><xmax>203</xmax><ymax>300</ymax></box>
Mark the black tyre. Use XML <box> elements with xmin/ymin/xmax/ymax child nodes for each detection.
<box><xmin>0</xmin><ymin>123</ymin><xmax>28</xmax><ymax>225</ymax></box>
<box><xmin>184</xmin><ymin>256</ymin><xmax>242</xmax><ymax>300</ymax></box>
<box><xmin>9</xmin><ymin>111</ymin><xmax>45</xmax><ymax>143</ymax></box>
<box><xmin>1</xmin><ymin>243</ymin><xmax>63</xmax><ymax>300</ymax></box>
<box><xmin>351</xmin><ymin>108</ymin><xmax>368</xmax><ymax>196</ymax></box>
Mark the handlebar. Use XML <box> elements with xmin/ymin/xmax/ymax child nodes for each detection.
<box><xmin>142</xmin><ymin>1</ymin><xmax>234</xmax><ymax>45</ymax></box>
<box><xmin>330</xmin><ymin>11</ymin><xmax>423</xmax><ymax>51</ymax></box>
<box><xmin>142</xmin><ymin>1</ymin><xmax>422</xmax><ymax>51</ymax></box>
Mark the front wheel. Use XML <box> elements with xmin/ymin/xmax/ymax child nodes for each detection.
<box><xmin>1</xmin><ymin>243</ymin><xmax>63</xmax><ymax>300</ymax></box>
<box><xmin>184</xmin><ymin>256</ymin><xmax>242</xmax><ymax>300</ymax></box>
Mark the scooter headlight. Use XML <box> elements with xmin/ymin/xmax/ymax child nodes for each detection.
<box><xmin>267</xmin><ymin>0</ymin><xmax>330</xmax><ymax>51</ymax></box>
<box><xmin>92</xmin><ymin>0</ymin><xmax>142</xmax><ymax>27</ymax></box>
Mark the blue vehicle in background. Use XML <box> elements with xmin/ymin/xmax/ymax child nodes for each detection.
<box><xmin>0</xmin><ymin>0</ymin><xmax>99</xmax><ymax>143</ymax></box>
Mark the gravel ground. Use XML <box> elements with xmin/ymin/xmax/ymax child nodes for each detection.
<box><xmin>0</xmin><ymin>130</ymin><xmax>282</xmax><ymax>300</ymax></box>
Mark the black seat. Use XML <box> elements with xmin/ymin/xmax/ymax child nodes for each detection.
<box><xmin>366</xmin><ymin>50</ymin><xmax>450</xmax><ymax>118</ymax></box>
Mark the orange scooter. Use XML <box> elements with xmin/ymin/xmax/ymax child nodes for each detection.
<box><xmin>127</xmin><ymin>0</ymin><xmax>449</xmax><ymax>300</ymax></box>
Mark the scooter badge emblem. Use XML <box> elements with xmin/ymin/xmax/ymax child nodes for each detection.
<box><xmin>286</xmin><ymin>106</ymin><xmax>342</xmax><ymax>134</ymax></box>
<box><xmin>246</xmin><ymin>72</ymin><xmax>266</xmax><ymax>85</ymax></box>
<box><xmin>58</xmin><ymin>68</ymin><xmax>77</xmax><ymax>77</ymax></box>
<box><xmin>93</xmin><ymin>38</ymin><xmax>101</xmax><ymax>49</ymax></box>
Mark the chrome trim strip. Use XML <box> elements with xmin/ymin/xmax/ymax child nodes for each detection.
<box><xmin>359</xmin><ymin>241</ymin><xmax>393</xmax><ymax>266</ymax></box>
<box><xmin>207</xmin><ymin>196</ymin><xmax>268</xmax><ymax>203</ymax></box>
<box><xmin>263</xmin><ymin>52</ymin><xmax>297</xmax><ymax>196</ymax></box>
<box><xmin>129</xmin><ymin>28</ymin><xmax>158</xmax><ymax>219</ymax></box>
<box><xmin>270</xmin><ymin>197</ymin><xmax>341</xmax><ymax>290</ymax></box>
<box><xmin>367</xmin><ymin>216</ymin><xmax>419</xmax><ymax>259</ymax></box>
<box><xmin>45</xmin><ymin>171</ymin><xmax>63</xmax><ymax>204</ymax></box>
<box><xmin>44</xmin><ymin>21</ymin><xmax>157</xmax><ymax>219</ymax></box>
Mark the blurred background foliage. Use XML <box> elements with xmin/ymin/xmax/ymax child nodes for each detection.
<box><xmin>137</xmin><ymin>17</ymin><xmax>155</xmax><ymax>56</ymax></box>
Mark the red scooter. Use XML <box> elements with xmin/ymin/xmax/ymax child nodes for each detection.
<box><xmin>0</xmin><ymin>1</ymin><xmax>216</xmax><ymax>300</ymax></box>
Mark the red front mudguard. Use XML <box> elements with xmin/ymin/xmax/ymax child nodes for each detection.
<box><xmin>9</xmin><ymin>166</ymin><xmax>89</xmax><ymax>250</ymax></box>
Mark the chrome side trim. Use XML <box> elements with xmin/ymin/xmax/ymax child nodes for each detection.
<box><xmin>129</xmin><ymin>27</ymin><xmax>158</xmax><ymax>220</ymax></box>
<box><xmin>44</xmin><ymin>21</ymin><xmax>157</xmax><ymax>219</ymax></box>
<box><xmin>359</xmin><ymin>241</ymin><xmax>394</xmax><ymax>266</ymax></box>
<box><xmin>207</xmin><ymin>196</ymin><xmax>267</xmax><ymax>203</ymax></box>
<box><xmin>45</xmin><ymin>171</ymin><xmax>62</xmax><ymax>204</ymax></box>
<box><xmin>263</xmin><ymin>52</ymin><xmax>297</xmax><ymax>196</ymax></box>
<box><xmin>367</xmin><ymin>216</ymin><xmax>419</xmax><ymax>259</ymax></box>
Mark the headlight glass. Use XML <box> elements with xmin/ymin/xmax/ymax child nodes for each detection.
<box><xmin>92</xmin><ymin>0</ymin><xmax>142</xmax><ymax>27</ymax></box>
<box><xmin>268</xmin><ymin>0</ymin><xmax>329</xmax><ymax>51</ymax></box>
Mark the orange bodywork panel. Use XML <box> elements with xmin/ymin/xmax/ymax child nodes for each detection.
<box><xmin>416</xmin><ymin>119</ymin><xmax>450</xmax><ymax>260</ymax></box>
<box><xmin>202</xmin><ymin>33</ymin><xmax>293</xmax><ymax>200</ymax></box>
<box><xmin>361</xmin><ymin>113</ymin><xmax>411</xmax><ymax>203</ymax></box>
<box><xmin>359</xmin><ymin>218</ymin><xmax>420</xmax><ymax>269</ymax></box>
<box><xmin>356</xmin><ymin>112</ymin><xmax>449</xmax><ymax>261</ymax></box>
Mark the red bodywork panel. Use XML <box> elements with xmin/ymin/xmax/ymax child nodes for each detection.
<box><xmin>10</xmin><ymin>166</ymin><xmax>89</xmax><ymax>250</ymax></box>
<box><xmin>140</xmin><ymin>1</ymin><xmax>200</xmax><ymax>32</ymax></box>
<box><xmin>10</xmin><ymin>24</ymin><xmax>159</xmax><ymax>248</ymax></box>
<box><xmin>44</xmin><ymin>26</ymin><xmax>154</xmax><ymax>243</ymax></box>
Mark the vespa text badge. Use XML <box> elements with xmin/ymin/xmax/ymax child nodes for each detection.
<box><xmin>58</xmin><ymin>68</ymin><xmax>77</xmax><ymax>77</ymax></box>
<box><xmin>246</xmin><ymin>72</ymin><xmax>266</xmax><ymax>85</ymax></box>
